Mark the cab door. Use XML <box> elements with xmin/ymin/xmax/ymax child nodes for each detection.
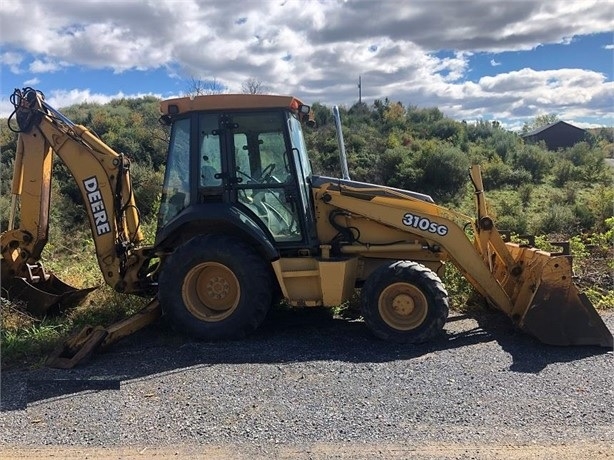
<box><xmin>230</xmin><ymin>111</ymin><xmax>304</xmax><ymax>244</ymax></box>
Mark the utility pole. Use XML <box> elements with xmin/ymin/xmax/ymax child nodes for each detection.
<box><xmin>358</xmin><ymin>75</ymin><xmax>362</xmax><ymax>104</ymax></box>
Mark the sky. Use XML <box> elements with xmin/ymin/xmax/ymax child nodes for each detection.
<box><xmin>0</xmin><ymin>0</ymin><xmax>613</xmax><ymax>131</ymax></box>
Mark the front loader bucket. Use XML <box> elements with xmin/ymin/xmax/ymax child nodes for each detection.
<box><xmin>2</xmin><ymin>275</ymin><xmax>97</xmax><ymax>316</ymax></box>
<box><xmin>505</xmin><ymin>245</ymin><xmax>613</xmax><ymax>348</ymax></box>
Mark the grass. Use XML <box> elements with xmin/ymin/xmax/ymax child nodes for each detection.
<box><xmin>1</xmin><ymin>299</ymin><xmax>68</xmax><ymax>368</ymax></box>
<box><xmin>1</xmin><ymin>227</ymin><xmax>154</xmax><ymax>369</ymax></box>
<box><xmin>1</xmin><ymin>308</ymin><xmax>67</xmax><ymax>368</ymax></box>
<box><xmin>1</xmin><ymin>287</ymin><xmax>151</xmax><ymax>369</ymax></box>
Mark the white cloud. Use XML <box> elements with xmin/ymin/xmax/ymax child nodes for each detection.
<box><xmin>29</xmin><ymin>59</ymin><xmax>66</xmax><ymax>73</ymax></box>
<box><xmin>2</xmin><ymin>0</ymin><xmax>611</xmax><ymax>74</ymax></box>
<box><xmin>0</xmin><ymin>96</ymin><xmax>14</xmax><ymax>119</ymax></box>
<box><xmin>444</xmin><ymin>68</ymin><xmax>613</xmax><ymax>121</ymax></box>
<box><xmin>571</xmin><ymin>121</ymin><xmax>611</xmax><ymax>129</ymax></box>
<box><xmin>0</xmin><ymin>0</ymin><xmax>612</xmax><ymax>125</ymax></box>
<box><xmin>1</xmin><ymin>51</ymin><xmax>23</xmax><ymax>73</ymax></box>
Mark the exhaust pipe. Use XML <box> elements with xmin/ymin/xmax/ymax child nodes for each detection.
<box><xmin>332</xmin><ymin>106</ymin><xmax>351</xmax><ymax>180</ymax></box>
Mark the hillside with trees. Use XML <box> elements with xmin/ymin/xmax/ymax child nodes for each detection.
<box><xmin>1</xmin><ymin>96</ymin><xmax>613</xmax><ymax>366</ymax></box>
<box><xmin>308</xmin><ymin>101</ymin><xmax>613</xmax><ymax>236</ymax></box>
<box><xmin>2</xmin><ymin>97</ymin><xmax>612</xmax><ymax>236</ymax></box>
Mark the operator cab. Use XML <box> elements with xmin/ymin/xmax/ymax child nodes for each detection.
<box><xmin>157</xmin><ymin>94</ymin><xmax>318</xmax><ymax>254</ymax></box>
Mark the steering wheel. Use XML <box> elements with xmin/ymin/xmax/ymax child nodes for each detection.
<box><xmin>256</xmin><ymin>163</ymin><xmax>276</xmax><ymax>183</ymax></box>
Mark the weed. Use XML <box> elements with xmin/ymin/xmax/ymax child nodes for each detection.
<box><xmin>585</xmin><ymin>288</ymin><xmax>614</xmax><ymax>310</ymax></box>
<box><xmin>442</xmin><ymin>265</ymin><xmax>478</xmax><ymax>312</ymax></box>
<box><xmin>1</xmin><ymin>299</ymin><xmax>68</xmax><ymax>368</ymax></box>
<box><xmin>331</xmin><ymin>290</ymin><xmax>362</xmax><ymax>319</ymax></box>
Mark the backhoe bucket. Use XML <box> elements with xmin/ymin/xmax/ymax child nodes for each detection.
<box><xmin>505</xmin><ymin>244</ymin><xmax>613</xmax><ymax>348</ymax></box>
<box><xmin>2</xmin><ymin>275</ymin><xmax>96</xmax><ymax>316</ymax></box>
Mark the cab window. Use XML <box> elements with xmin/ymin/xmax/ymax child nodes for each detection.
<box><xmin>199</xmin><ymin>114</ymin><xmax>222</xmax><ymax>187</ymax></box>
<box><xmin>158</xmin><ymin>117</ymin><xmax>190</xmax><ymax>228</ymax></box>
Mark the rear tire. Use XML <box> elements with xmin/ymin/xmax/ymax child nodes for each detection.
<box><xmin>361</xmin><ymin>261</ymin><xmax>449</xmax><ymax>343</ymax></box>
<box><xmin>158</xmin><ymin>234</ymin><xmax>273</xmax><ymax>340</ymax></box>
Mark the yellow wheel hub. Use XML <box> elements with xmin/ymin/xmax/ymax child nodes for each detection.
<box><xmin>182</xmin><ymin>262</ymin><xmax>240</xmax><ymax>322</ymax></box>
<box><xmin>378</xmin><ymin>282</ymin><xmax>428</xmax><ymax>331</ymax></box>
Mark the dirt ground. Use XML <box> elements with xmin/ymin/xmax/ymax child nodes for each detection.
<box><xmin>2</xmin><ymin>310</ymin><xmax>612</xmax><ymax>460</ymax></box>
<box><xmin>2</xmin><ymin>442</ymin><xmax>613</xmax><ymax>459</ymax></box>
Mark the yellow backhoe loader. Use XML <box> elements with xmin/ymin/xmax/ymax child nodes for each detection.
<box><xmin>1</xmin><ymin>87</ymin><xmax>611</xmax><ymax>368</ymax></box>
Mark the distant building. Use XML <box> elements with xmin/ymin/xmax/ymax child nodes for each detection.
<box><xmin>521</xmin><ymin>121</ymin><xmax>587</xmax><ymax>150</ymax></box>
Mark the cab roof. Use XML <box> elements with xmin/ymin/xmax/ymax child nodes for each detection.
<box><xmin>160</xmin><ymin>93</ymin><xmax>307</xmax><ymax>116</ymax></box>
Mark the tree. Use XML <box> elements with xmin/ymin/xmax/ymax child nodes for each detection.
<box><xmin>241</xmin><ymin>77</ymin><xmax>269</xmax><ymax>94</ymax></box>
<box><xmin>428</xmin><ymin>118</ymin><xmax>461</xmax><ymax>141</ymax></box>
<box><xmin>186</xmin><ymin>77</ymin><xmax>225</xmax><ymax>96</ymax></box>
<box><xmin>383</xmin><ymin>102</ymin><xmax>406</xmax><ymax>127</ymax></box>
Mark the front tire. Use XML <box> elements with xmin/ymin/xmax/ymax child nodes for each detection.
<box><xmin>158</xmin><ymin>234</ymin><xmax>273</xmax><ymax>340</ymax></box>
<box><xmin>361</xmin><ymin>261</ymin><xmax>449</xmax><ymax>343</ymax></box>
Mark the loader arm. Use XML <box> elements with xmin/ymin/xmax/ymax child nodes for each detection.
<box><xmin>313</xmin><ymin>167</ymin><xmax>613</xmax><ymax>347</ymax></box>
<box><xmin>1</xmin><ymin>88</ymin><xmax>156</xmax><ymax>308</ymax></box>
<box><xmin>314</xmin><ymin>178</ymin><xmax>515</xmax><ymax>312</ymax></box>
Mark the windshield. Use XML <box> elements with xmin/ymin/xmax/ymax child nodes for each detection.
<box><xmin>288</xmin><ymin>114</ymin><xmax>312</xmax><ymax>179</ymax></box>
<box><xmin>157</xmin><ymin>117</ymin><xmax>191</xmax><ymax>228</ymax></box>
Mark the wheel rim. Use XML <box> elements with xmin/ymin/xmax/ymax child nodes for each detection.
<box><xmin>378</xmin><ymin>282</ymin><xmax>428</xmax><ymax>331</ymax></box>
<box><xmin>182</xmin><ymin>262</ymin><xmax>240</xmax><ymax>322</ymax></box>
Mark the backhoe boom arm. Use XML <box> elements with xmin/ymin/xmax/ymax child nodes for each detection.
<box><xmin>1</xmin><ymin>88</ymin><xmax>154</xmax><ymax>302</ymax></box>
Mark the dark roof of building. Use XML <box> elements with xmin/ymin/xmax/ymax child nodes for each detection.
<box><xmin>522</xmin><ymin>120</ymin><xmax>585</xmax><ymax>137</ymax></box>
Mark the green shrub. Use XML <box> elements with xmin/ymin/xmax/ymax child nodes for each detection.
<box><xmin>411</xmin><ymin>144</ymin><xmax>470</xmax><ymax>202</ymax></box>
<box><xmin>488</xmin><ymin>129</ymin><xmax>519</xmax><ymax>162</ymax></box>
<box><xmin>495</xmin><ymin>214</ymin><xmax>528</xmax><ymax>235</ymax></box>
<box><xmin>561</xmin><ymin>142</ymin><xmax>611</xmax><ymax>185</ymax></box>
<box><xmin>0</xmin><ymin>194</ymin><xmax>10</xmax><ymax>231</ymax></box>
<box><xmin>552</xmin><ymin>159</ymin><xmax>581</xmax><ymax>187</ymax></box>
<box><xmin>482</xmin><ymin>162</ymin><xmax>532</xmax><ymax>189</ymax></box>
<box><xmin>511</xmin><ymin>145</ymin><xmax>552</xmax><ymax>182</ymax></box>
<box><xmin>131</xmin><ymin>163</ymin><xmax>164</xmax><ymax>222</ymax></box>
<box><xmin>441</xmin><ymin>264</ymin><xmax>476</xmax><ymax>311</ymax></box>
<box><xmin>572</xmin><ymin>202</ymin><xmax>596</xmax><ymax>231</ymax></box>
<box><xmin>531</xmin><ymin>204</ymin><xmax>577</xmax><ymax>234</ymax></box>
<box><xmin>507</xmin><ymin>168</ymin><xmax>533</xmax><ymax>187</ymax></box>
<box><xmin>586</xmin><ymin>186</ymin><xmax>614</xmax><ymax>233</ymax></box>
<box><xmin>491</xmin><ymin>194</ymin><xmax>528</xmax><ymax>234</ymax></box>
<box><xmin>376</xmin><ymin>147</ymin><xmax>410</xmax><ymax>185</ymax></box>
<box><xmin>482</xmin><ymin>162</ymin><xmax>513</xmax><ymax>189</ymax></box>
<box><xmin>563</xmin><ymin>142</ymin><xmax>592</xmax><ymax>167</ymax></box>
<box><xmin>518</xmin><ymin>184</ymin><xmax>533</xmax><ymax>207</ymax></box>
<box><xmin>428</xmin><ymin>118</ymin><xmax>461</xmax><ymax>141</ymax></box>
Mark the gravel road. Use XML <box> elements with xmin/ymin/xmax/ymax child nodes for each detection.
<box><xmin>1</xmin><ymin>307</ymin><xmax>613</xmax><ymax>459</ymax></box>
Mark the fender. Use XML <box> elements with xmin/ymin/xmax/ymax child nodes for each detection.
<box><xmin>155</xmin><ymin>203</ymin><xmax>280</xmax><ymax>261</ymax></box>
